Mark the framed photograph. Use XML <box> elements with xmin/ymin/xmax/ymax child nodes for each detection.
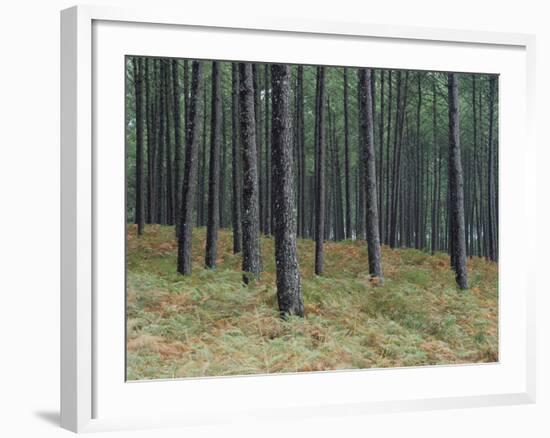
<box><xmin>60</xmin><ymin>4</ymin><xmax>536</xmax><ymax>433</ymax></box>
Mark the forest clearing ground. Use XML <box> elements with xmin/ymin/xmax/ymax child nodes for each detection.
<box><xmin>126</xmin><ymin>225</ymin><xmax>498</xmax><ymax>380</ymax></box>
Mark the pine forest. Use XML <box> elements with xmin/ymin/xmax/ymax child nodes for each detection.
<box><xmin>126</xmin><ymin>57</ymin><xmax>498</xmax><ymax>380</ymax></box>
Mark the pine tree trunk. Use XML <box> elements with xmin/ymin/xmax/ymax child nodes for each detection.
<box><xmin>487</xmin><ymin>75</ymin><xmax>497</xmax><ymax>262</ymax></box>
<box><xmin>334</xmin><ymin>132</ymin><xmax>344</xmax><ymax>241</ymax></box>
<box><xmin>172</xmin><ymin>60</ymin><xmax>183</xmax><ymax>236</ymax></box>
<box><xmin>205</xmin><ymin>61</ymin><xmax>222</xmax><ymax>268</ymax></box>
<box><xmin>343</xmin><ymin>68</ymin><xmax>352</xmax><ymax>240</ymax></box>
<box><xmin>358</xmin><ymin>68</ymin><xmax>383</xmax><ymax>279</ymax></box>
<box><xmin>431</xmin><ymin>73</ymin><xmax>439</xmax><ymax>254</ymax></box>
<box><xmin>297</xmin><ymin>66</ymin><xmax>306</xmax><ymax>238</ymax></box>
<box><xmin>264</xmin><ymin>64</ymin><xmax>272</xmax><ymax>235</ymax></box>
<box><xmin>177</xmin><ymin>61</ymin><xmax>205</xmax><ymax>275</ymax></box>
<box><xmin>378</xmin><ymin>70</ymin><xmax>385</xmax><ymax>243</ymax></box>
<box><xmin>145</xmin><ymin>58</ymin><xmax>155</xmax><ymax>224</ymax></box>
<box><xmin>447</xmin><ymin>73</ymin><xmax>468</xmax><ymax>289</ymax></box>
<box><xmin>389</xmin><ymin>71</ymin><xmax>409</xmax><ymax>248</ymax></box>
<box><xmin>163</xmin><ymin>61</ymin><xmax>174</xmax><ymax>225</ymax></box>
<box><xmin>314</xmin><ymin>67</ymin><xmax>326</xmax><ymax>275</ymax></box>
<box><xmin>231</xmin><ymin>63</ymin><xmax>242</xmax><ymax>253</ymax></box>
<box><xmin>156</xmin><ymin>61</ymin><xmax>165</xmax><ymax>225</ymax></box>
<box><xmin>183</xmin><ymin>60</ymin><xmax>189</xmax><ymax>146</ymax></box>
<box><xmin>415</xmin><ymin>74</ymin><xmax>422</xmax><ymax>248</ymax></box>
<box><xmin>357</xmin><ymin>83</ymin><xmax>366</xmax><ymax>240</ymax></box>
<box><xmin>385</xmin><ymin>71</ymin><xmax>393</xmax><ymax>245</ymax></box>
<box><xmin>271</xmin><ymin>64</ymin><xmax>304</xmax><ymax>317</ymax></box>
<box><xmin>132</xmin><ymin>58</ymin><xmax>145</xmax><ymax>235</ymax></box>
<box><xmin>253</xmin><ymin>65</ymin><xmax>263</xmax><ymax>234</ymax></box>
<box><xmin>471</xmin><ymin>75</ymin><xmax>482</xmax><ymax>257</ymax></box>
<box><xmin>197</xmin><ymin>84</ymin><xmax>208</xmax><ymax>227</ymax></box>
<box><xmin>220</xmin><ymin>100</ymin><xmax>227</xmax><ymax>228</ymax></box>
<box><xmin>239</xmin><ymin>63</ymin><xmax>262</xmax><ymax>283</ymax></box>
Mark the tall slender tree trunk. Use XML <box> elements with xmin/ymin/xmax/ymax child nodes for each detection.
<box><xmin>231</xmin><ymin>63</ymin><xmax>242</xmax><ymax>253</ymax></box>
<box><xmin>132</xmin><ymin>57</ymin><xmax>145</xmax><ymax>235</ymax></box>
<box><xmin>163</xmin><ymin>61</ymin><xmax>174</xmax><ymax>225</ymax></box>
<box><xmin>471</xmin><ymin>75</ymin><xmax>482</xmax><ymax>257</ymax></box>
<box><xmin>197</xmin><ymin>84</ymin><xmax>208</xmax><ymax>226</ymax></box>
<box><xmin>385</xmin><ymin>71</ymin><xmax>393</xmax><ymax>244</ymax></box>
<box><xmin>389</xmin><ymin>71</ymin><xmax>401</xmax><ymax>248</ymax></box>
<box><xmin>359</xmin><ymin>68</ymin><xmax>383</xmax><ymax>279</ymax></box>
<box><xmin>314</xmin><ymin>67</ymin><xmax>326</xmax><ymax>275</ymax></box>
<box><xmin>447</xmin><ymin>73</ymin><xmax>468</xmax><ymax>289</ymax></box>
<box><xmin>177</xmin><ymin>61</ymin><xmax>204</xmax><ymax>275</ymax></box>
<box><xmin>156</xmin><ymin>61</ymin><xmax>165</xmax><ymax>225</ymax></box>
<box><xmin>145</xmin><ymin>59</ymin><xmax>155</xmax><ymax>224</ymax></box>
<box><xmin>205</xmin><ymin>61</ymin><xmax>222</xmax><ymax>268</ymax></box>
<box><xmin>264</xmin><ymin>64</ymin><xmax>272</xmax><ymax>235</ymax></box>
<box><xmin>313</xmin><ymin>68</ymin><xmax>320</xmax><ymax>240</ymax></box>
<box><xmin>183</xmin><ymin>60</ymin><xmax>189</xmax><ymax>146</ymax></box>
<box><xmin>487</xmin><ymin>75</ymin><xmax>497</xmax><ymax>262</ymax></box>
<box><xmin>389</xmin><ymin>71</ymin><xmax>409</xmax><ymax>248</ymax></box>
<box><xmin>378</xmin><ymin>70</ymin><xmax>385</xmax><ymax>243</ymax></box>
<box><xmin>253</xmin><ymin>65</ymin><xmax>264</xmax><ymax>234</ymax></box>
<box><xmin>172</xmin><ymin>60</ymin><xmax>183</xmax><ymax>236</ymax></box>
<box><xmin>415</xmin><ymin>74</ymin><xmax>422</xmax><ymax>248</ymax></box>
<box><xmin>145</xmin><ymin>58</ymin><xmax>155</xmax><ymax>224</ymax></box>
<box><xmin>334</xmin><ymin>131</ymin><xmax>344</xmax><ymax>241</ymax></box>
<box><xmin>297</xmin><ymin>66</ymin><xmax>306</xmax><ymax>238</ymax></box>
<box><xmin>239</xmin><ymin>63</ymin><xmax>262</xmax><ymax>283</ymax></box>
<box><xmin>343</xmin><ymin>68</ymin><xmax>352</xmax><ymax>239</ymax></box>
<box><xmin>220</xmin><ymin>100</ymin><xmax>227</xmax><ymax>227</ymax></box>
<box><xmin>271</xmin><ymin>64</ymin><xmax>304</xmax><ymax>317</ymax></box>
<box><xmin>357</xmin><ymin>83</ymin><xmax>366</xmax><ymax>240</ymax></box>
<box><xmin>431</xmin><ymin>73</ymin><xmax>439</xmax><ymax>254</ymax></box>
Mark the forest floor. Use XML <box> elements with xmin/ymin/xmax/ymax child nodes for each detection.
<box><xmin>126</xmin><ymin>225</ymin><xmax>498</xmax><ymax>380</ymax></box>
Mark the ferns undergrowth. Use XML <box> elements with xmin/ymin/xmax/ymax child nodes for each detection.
<box><xmin>126</xmin><ymin>225</ymin><xmax>498</xmax><ymax>380</ymax></box>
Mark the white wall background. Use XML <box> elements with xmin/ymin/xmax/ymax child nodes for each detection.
<box><xmin>0</xmin><ymin>1</ymin><xmax>546</xmax><ymax>437</ymax></box>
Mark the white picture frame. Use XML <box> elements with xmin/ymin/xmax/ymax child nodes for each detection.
<box><xmin>60</xmin><ymin>4</ymin><xmax>536</xmax><ymax>433</ymax></box>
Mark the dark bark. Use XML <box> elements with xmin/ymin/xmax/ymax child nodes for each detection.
<box><xmin>331</xmin><ymin>108</ymin><xmax>344</xmax><ymax>241</ymax></box>
<box><xmin>314</xmin><ymin>67</ymin><xmax>326</xmax><ymax>275</ymax></box>
<box><xmin>145</xmin><ymin>58</ymin><xmax>155</xmax><ymax>224</ymax></box>
<box><xmin>343</xmin><ymin>68</ymin><xmax>352</xmax><ymax>239</ymax></box>
<box><xmin>220</xmin><ymin>99</ymin><xmax>228</xmax><ymax>227</ymax></box>
<box><xmin>253</xmin><ymin>65</ymin><xmax>263</xmax><ymax>234</ymax></box>
<box><xmin>384</xmin><ymin>71</ymin><xmax>393</xmax><ymax>245</ymax></box>
<box><xmin>431</xmin><ymin>73</ymin><xmax>439</xmax><ymax>254</ymax></box>
<box><xmin>487</xmin><ymin>75</ymin><xmax>497</xmax><ymax>262</ymax></box>
<box><xmin>389</xmin><ymin>71</ymin><xmax>409</xmax><ymax>248</ymax></box>
<box><xmin>471</xmin><ymin>75</ymin><xmax>482</xmax><ymax>257</ymax></box>
<box><xmin>264</xmin><ymin>64</ymin><xmax>272</xmax><ymax>235</ymax></box>
<box><xmin>297</xmin><ymin>66</ymin><xmax>306</xmax><ymax>238</ymax></box>
<box><xmin>389</xmin><ymin>70</ymin><xmax>401</xmax><ymax>248</ymax></box>
<box><xmin>183</xmin><ymin>60</ymin><xmax>189</xmax><ymax>146</ymax></box>
<box><xmin>447</xmin><ymin>73</ymin><xmax>468</xmax><ymax>289</ymax></box>
<box><xmin>239</xmin><ymin>63</ymin><xmax>262</xmax><ymax>283</ymax></box>
<box><xmin>197</xmin><ymin>82</ymin><xmax>208</xmax><ymax>227</ymax></box>
<box><xmin>205</xmin><ymin>61</ymin><xmax>222</xmax><ymax>268</ymax></box>
<box><xmin>378</xmin><ymin>70</ymin><xmax>385</xmax><ymax>243</ymax></box>
<box><xmin>357</xmin><ymin>83</ymin><xmax>366</xmax><ymax>240</ymax></box>
<box><xmin>155</xmin><ymin>61</ymin><xmax>165</xmax><ymax>225</ymax></box>
<box><xmin>231</xmin><ymin>63</ymin><xmax>242</xmax><ymax>253</ymax></box>
<box><xmin>132</xmin><ymin>57</ymin><xmax>145</xmax><ymax>235</ymax></box>
<box><xmin>358</xmin><ymin>68</ymin><xmax>383</xmax><ymax>278</ymax></box>
<box><xmin>271</xmin><ymin>64</ymin><xmax>304</xmax><ymax>317</ymax></box>
<box><xmin>415</xmin><ymin>74</ymin><xmax>422</xmax><ymax>248</ymax></box>
<box><xmin>172</xmin><ymin>60</ymin><xmax>183</xmax><ymax>236</ymax></box>
<box><xmin>163</xmin><ymin>61</ymin><xmax>174</xmax><ymax>224</ymax></box>
<box><xmin>149</xmin><ymin>59</ymin><xmax>158</xmax><ymax>223</ymax></box>
<box><xmin>177</xmin><ymin>61</ymin><xmax>205</xmax><ymax>275</ymax></box>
